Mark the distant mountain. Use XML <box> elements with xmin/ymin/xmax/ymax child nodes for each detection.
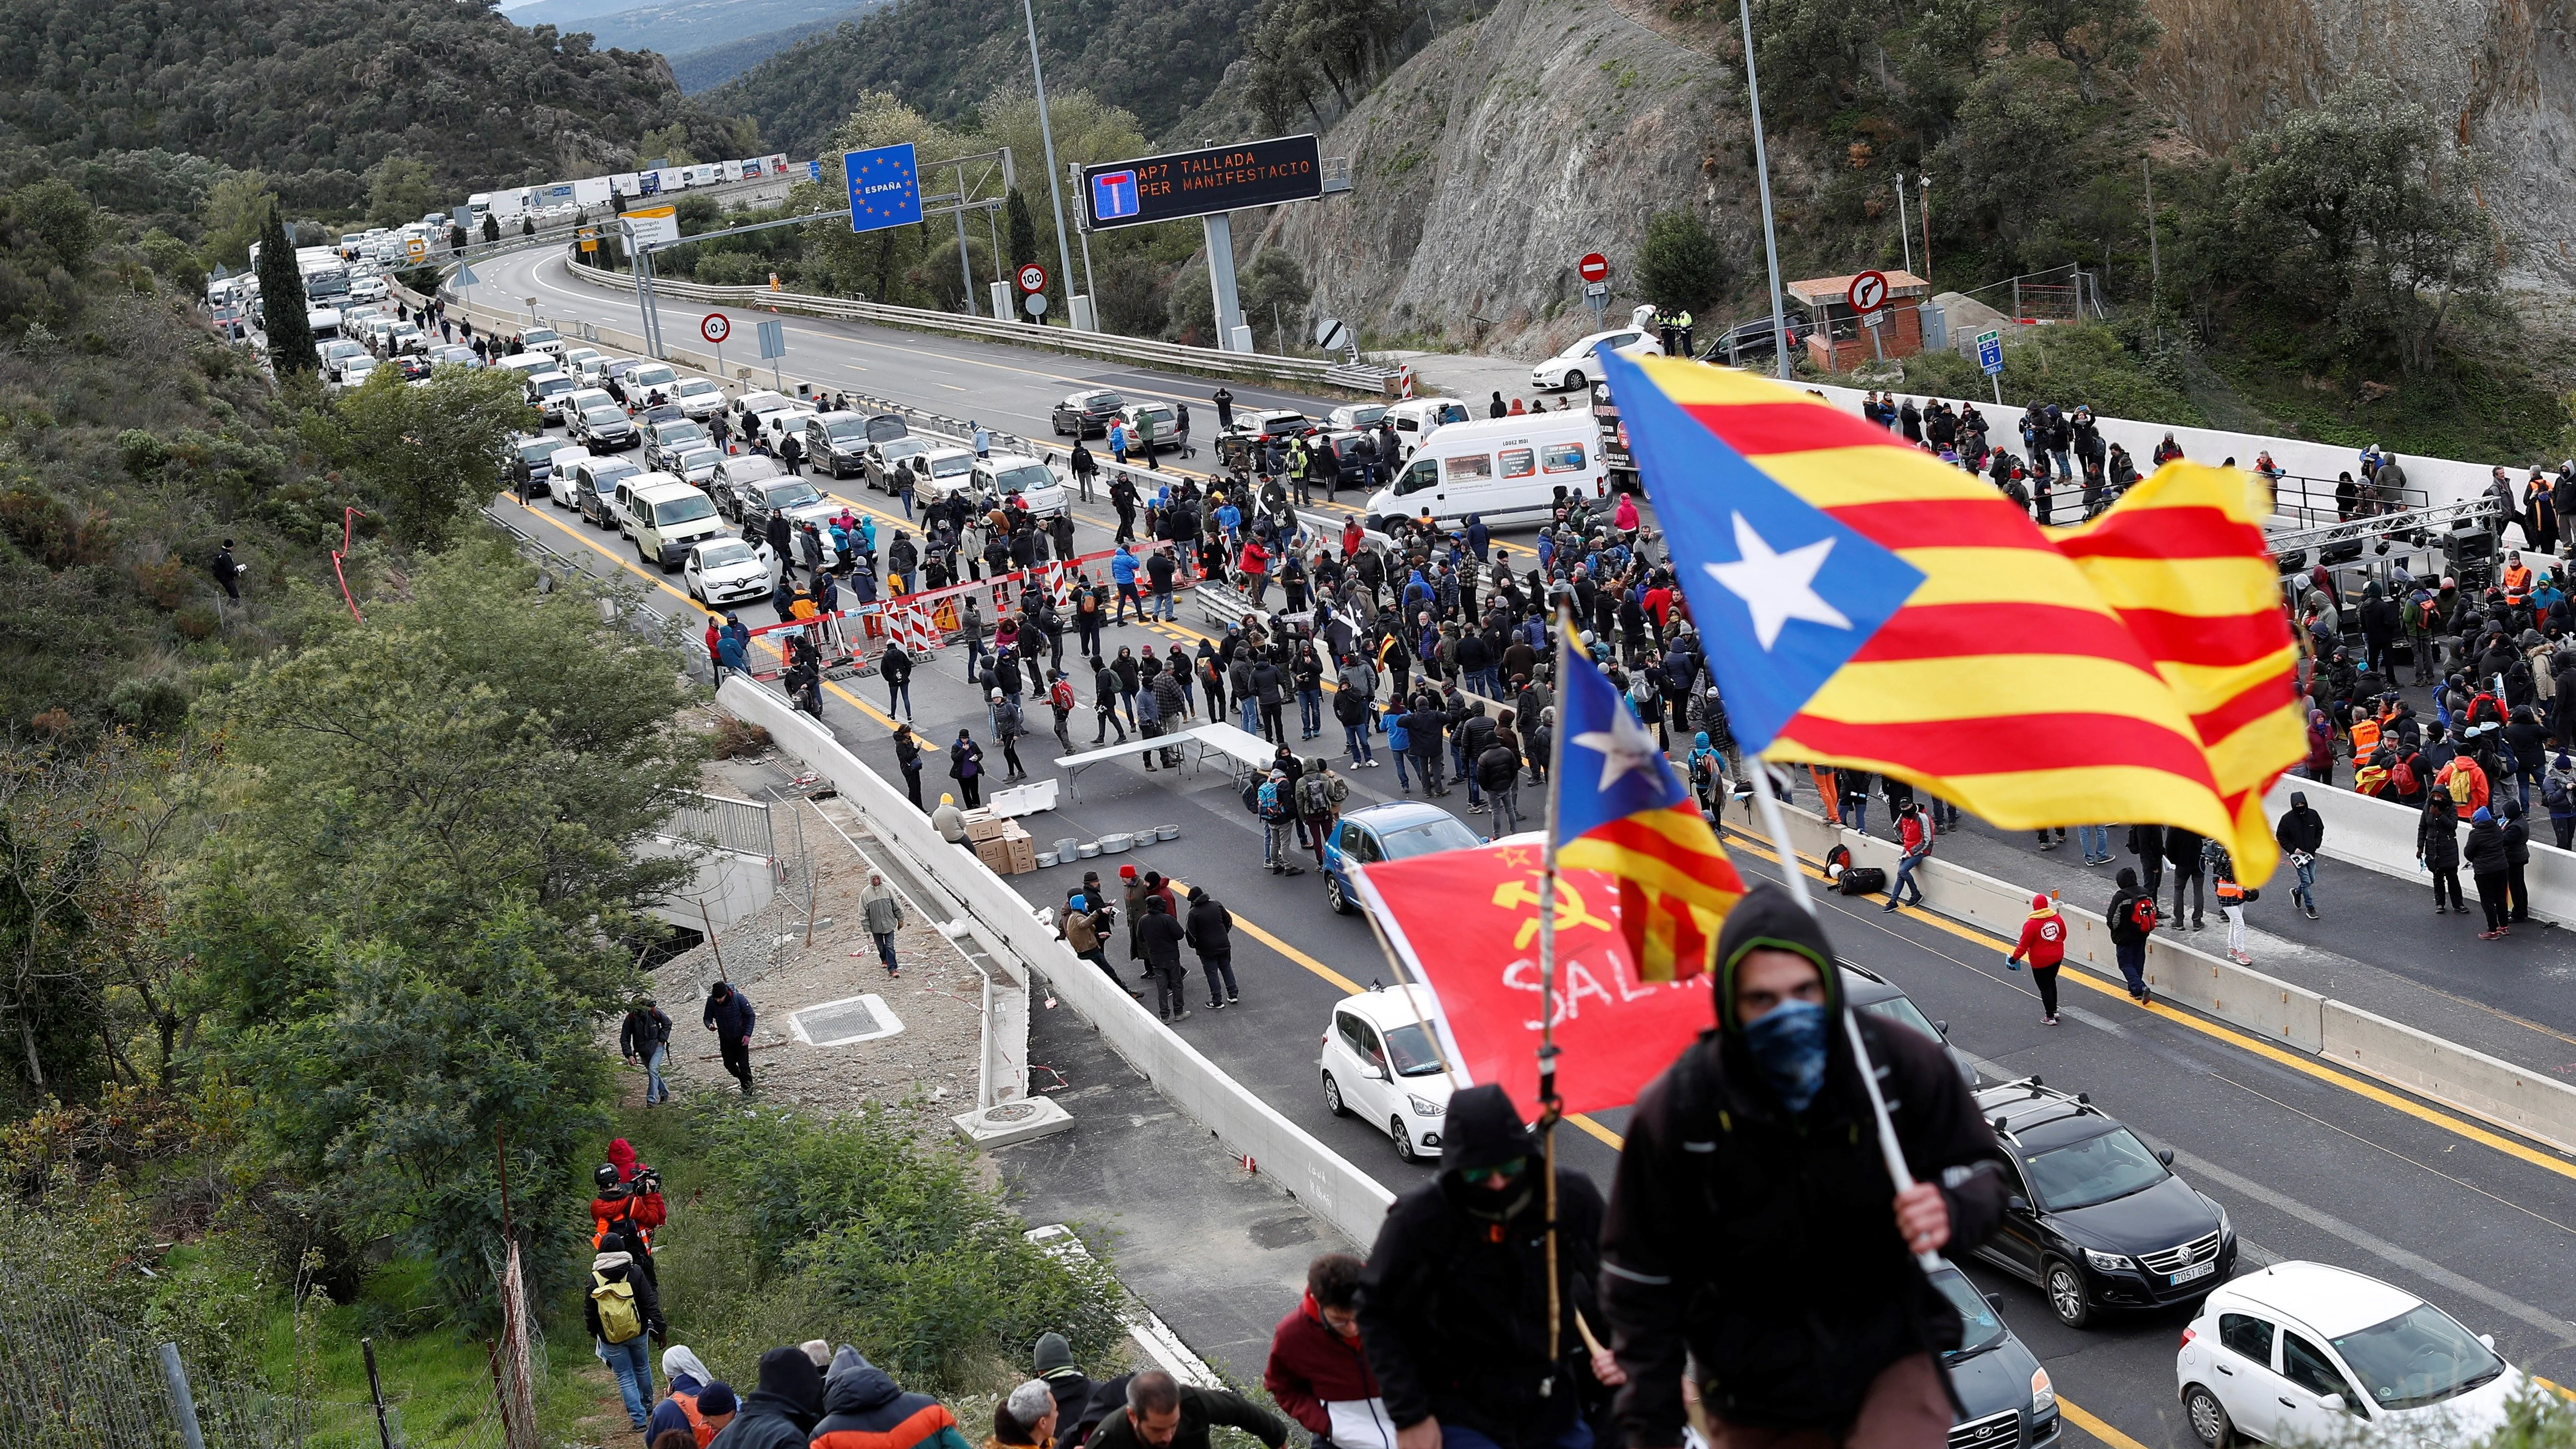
<box><xmin>511</xmin><ymin>0</ymin><xmax>885</xmax><ymax>69</ymax></box>
<box><xmin>706</xmin><ymin>0</ymin><xmax>1261</xmax><ymax>152</ymax></box>
<box><xmin>671</xmin><ymin>15</ymin><xmax>850</xmax><ymax>92</ymax></box>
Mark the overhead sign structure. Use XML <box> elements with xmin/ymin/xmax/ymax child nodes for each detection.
<box><xmin>845</xmin><ymin>143</ymin><xmax>924</xmax><ymax>234</ymax></box>
<box><xmin>1081</xmin><ymin>135</ymin><xmax>1322</xmax><ymax>231</ymax></box>
<box><xmin>1846</xmin><ymin>269</ymin><xmax>1890</xmax><ymax>314</ymax></box>
<box><xmin>1578</xmin><ymin>251</ymin><xmax>1610</xmax><ymax>283</ymax></box>
<box><xmin>701</xmin><ymin>312</ymin><xmax>731</xmax><ymax>344</ymax></box>
<box><xmin>1016</xmin><ymin>262</ymin><xmax>1048</xmax><ymax>294</ymax></box>
<box><xmin>621</xmin><ymin>205</ymin><xmax>680</xmax><ymax>247</ymax></box>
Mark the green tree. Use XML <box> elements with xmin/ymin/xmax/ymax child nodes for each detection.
<box><xmin>138</xmin><ymin>229</ymin><xmax>206</xmax><ymax>298</ymax></box>
<box><xmin>1246</xmin><ymin>3</ymin><xmax>1323</xmax><ymax>131</ymax></box>
<box><xmin>200</xmin><ymin>170</ymin><xmax>274</xmax><ymax>269</ymax></box>
<box><xmin>2221</xmin><ymin>75</ymin><xmax>2499</xmax><ymax>375</ymax></box>
<box><xmin>326</xmin><ymin>362</ymin><xmax>535</xmax><ymax>547</ymax></box>
<box><xmin>1239</xmin><ymin>249</ymin><xmax>1312</xmax><ymax>348</ymax></box>
<box><xmin>1287</xmin><ymin>0</ymin><xmax>1407</xmax><ymax>107</ymax></box>
<box><xmin>364</xmin><ymin>154</ymin><xmax>444</xmax><ymax>229</ymax></box>
<box><xmin>1636</xmin><ymin>209</ymin><xmax>1727</xmax><ymax>316</ymax></box>
<box><xmin>2004</xmin><ymin>0</ymin><xmax>2161</xmax><ymax>104</ymax></box>
<box><xmin>252</xmin><ymin>200</ymin><xmax>319</xmax><ymax>375</ymax></box>
<box><xmin>482</xmin><ymin>212</ymin><xmax>501</xmax><ymax>244</ymax></box>
<box><xmin>1005</xmin><ymin>189</ymin><xmax>1039</xmax><ymax>271</ymax></box>
<box><xmin>9</xmin><ymin>180</ymin><xmax>98</xmax><ymax>272</ymax></box>
<box><xmin>637</xmin><ymin>124</ymin><xmax>698</xmax><ymax>168</ymax></box>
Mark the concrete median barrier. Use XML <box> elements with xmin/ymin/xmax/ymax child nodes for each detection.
<box><xmin>2320</xmin><ymin>1000</ymin><xmax>2576</xmax><ymax>1156</ymax></box>
<box><xmin>2261</xmin><ymin>775</ymin><xmax>2574</xmax><ymax>928</ymax></box>
<box><xmin>717</xmin><ymin>677</ymin><xmax>1401</xmax><ymax>1249</ymax></box>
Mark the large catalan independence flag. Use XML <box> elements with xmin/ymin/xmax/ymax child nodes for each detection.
<box><xmin>1596</xmin><ymin>350</ymin><xmax>2302</xmax><ymax>882</ymax></box>
<box><xmin>1551</xmin><ymin>639</ymin><xmax>1747</xmax><ymax>980</ymax></box>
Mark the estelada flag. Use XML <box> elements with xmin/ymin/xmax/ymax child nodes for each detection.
<box><xmin>1550</xmin><ymin>642</ymin><xmax>1745</xmax><ymax>980</ymax></box>
<box><xmin>1350</xmin><ymin>841</ymin><xmax>1716</xmax><ymax>1117</ymax></box>
<box><xmin>1597</xmin><ymin>350</ymin><xmax>2302</xmax><ymax>882</ymax></box>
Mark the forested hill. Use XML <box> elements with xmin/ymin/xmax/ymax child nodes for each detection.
<box><xmin>0</xmin><ymin>0</ymin><xmax>751</xmax><ymax>212</ymax></box>
<box><xmin>703</xmin><ymin>0</ymin><xmax>1260</xmax><ymax>151</ymax></box>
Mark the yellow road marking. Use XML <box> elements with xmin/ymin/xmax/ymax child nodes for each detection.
<box><xmin>1718</xmin><ymin>826</ymin><xmax>2576</xmax><ymax>1184</ymax></box>
<box><xmin>2056</xmin><ymin>1398</ymin><xmax>2150</xmax><ymax>1449</ymax></box>
<box><xmin>507</xmin><ymin>497</ymin><xmax>931</xmax><ymax>747</ymax></box>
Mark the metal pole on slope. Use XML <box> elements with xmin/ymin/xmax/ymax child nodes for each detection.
<box><xmin>1737</xmin><ymin>0</ymin><xmax>1792</xmax><ymax>381</ymax></box>
<box><xmin>956</xmin><ymin>162</ymin><xmax>978</xmax><ymax>316</ymax></box>
<box><xmin>1894</xmin><ymin>172</ymin><xmax>1913</xmax><ymax>277</ymax></box>
<box><xmin>1021</xmin><ymin>0</ymin><xmax>1083</xmax><ymax>331</ymax></box>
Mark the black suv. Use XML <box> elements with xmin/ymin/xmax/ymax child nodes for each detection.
<box><xmin>1969</xmin><ymin>1078</ymin><xmax>2235</xmax><ymax>1328</ymax></box>
<box><xmin>1050</xmin><ymin>389</ymin><xmax>1124</xmax><ymax>437</ymax></box>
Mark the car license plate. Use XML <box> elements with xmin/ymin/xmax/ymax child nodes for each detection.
<box><xmin>2169</xmin><ymin>1260</ymin><xmax>2217</xmax><ymax>1286</ymax></box>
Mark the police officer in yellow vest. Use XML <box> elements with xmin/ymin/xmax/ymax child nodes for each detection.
<box><xmin>1673</xmin><ymin>308</ymin><xmax>1696</xmax><ymax>357</ymax></box>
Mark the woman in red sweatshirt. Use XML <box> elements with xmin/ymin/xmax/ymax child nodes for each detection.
<box><xmin>2009</xmin><ymin>892</ymin><xmax>2067</xmax><ymax>1025</ymax></box>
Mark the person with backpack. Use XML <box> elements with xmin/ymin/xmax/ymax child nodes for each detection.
<box><xmin>1185</xmin><ymin>885</ymin><xmax>1240</xmax><ymax>1010</ymax></box>
<box><xmin>2464</xmin><ymin>805</ymin><xmax>2512</xmax><ymax>939</ymax></box>
<box><xmin>2106</xmin><ymin>867</ymin><xmax>2158</xmax><ymax>1003</ymax></box>
<box><xmin>2008</xmin><ymin>891</ymin><xmax>2067</xmax><ymax>1024</ymax></box>
<box><xmin>2274</xmin><ymin>791</ymin><xmax>2325</xmax><ymax>920</ymax></box>
<box><xmin>2419</xmin><ymin>792</ymin><xmax>2463</xmax><ymax>914</ymax></box>
<box><xmin>1477</xmin><ymin>731</ymin><xmax>1524</xmax><ymax>836</ymax></box>
<box><xmin>710</xmin><ymin>1347</ymin><xmax>826</xmax><ymax>1449</ymax></box>
<box><xmin>587</xmin><ymin>1247</ymin><xmax>668</xmax><ymax>1434</ymax></box>
<box><xmin>1257</xmin><ymin>769</ymin><xmax>1305</xmax><ymax>877</ymax></box>
<box><xmin>1881</xmin><ymin>800</ymin><xmax>1931</xmax><ymax>912</ymax></box>
<box><xmin>1401</xmin><ymin>698</ymin><xmax>1449</xmax><ymax>797</ymax></box>
<box><xmin>1296</xmin><ymin>760</ymin><xmax>1349</xmax><ymax>866</ymax></box>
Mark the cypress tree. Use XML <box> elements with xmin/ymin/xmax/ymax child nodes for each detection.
<box><xmin>1005</xmin><ymin>190</ymin><xmax>1038</xmax><ymax>269</ymax></box>
<box><xmin>253</xmin><ymin>200</ymin><xmax>319</xmax><ymax>375</ymax></box>
<box><xmin>482</xmin><ymin>213</ymin><xmax>501</xmax><ymax>244</ymax></box>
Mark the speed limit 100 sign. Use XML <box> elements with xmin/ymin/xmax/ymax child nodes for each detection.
<box><xmin>701</xmin><ymin>312</ymin><xmax>731</xmax><ymax>344</ymax></box>
<box><xmin>1016</xmin><ymin>263</ymin><xmax>1048</xmax><ymax>294</ymax></box>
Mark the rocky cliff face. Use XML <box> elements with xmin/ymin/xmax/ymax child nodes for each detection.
<box><xmin>1261</xmin><ymin>0</ymin><xmax>1774</xmax><ymax>362</ymax></box>
<box><xmin>2139</xmin><ymin>0</ymin><xmax>2576</xmax><ymax>288</ymax></box>
<box><xmin>1268</xmin><ymin>0</ymin><xmax>2576</xmax><ymax>359</ymax></box>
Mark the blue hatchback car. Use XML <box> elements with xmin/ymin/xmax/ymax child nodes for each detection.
<box><xmin>1320</xmin><ymin>800</ymin><xmax>1484</xmax><ymax>915</ymax></box>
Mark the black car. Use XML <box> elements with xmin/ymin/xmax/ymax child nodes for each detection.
<box><xmin>1216</xmin><ymin>410</ymin><xmax>1318</xmax><ymax>473</ymax></box>
<box><xmin>506</xmin><ymin>435</ymin><xmax>561</xmax><ymax>500</ymax></box>
<box><xmin>572</xmin><ymin>404</ymin><xmax>637</xmax><ymax>452</ymax></box>
<box><xmin>711</xmin><ymin>456</ymin><xmax>785</xmax><ymax>521</ymax></box>
<box><xmin>1929</xmin><ymin>1258</ymin><xmax>2063</xmax><ymax>1449</ymax></box>
<box><xmin>1843</xmin><ymin>965</ymin><xmax>1977</xmax><ymax>1088</ymax></box>
<box><xmin>738</xmin><ymin>476</ymin><xmax>828</xmax><ymax>536</ymax></box>
<box><xmin>1969</xmin><ymin>1079</ymin><xmax>2236</xmax><ymax>1329</ymax></box>
<box><xmin>806</xmin><ymin>411</ymin><xmax>908</xmax><ymax>479</ymax></box>
<box><xmin>1050</xmin><ymin>389</ymin><xmax>1124</xmax><ymax>437</ymax></box>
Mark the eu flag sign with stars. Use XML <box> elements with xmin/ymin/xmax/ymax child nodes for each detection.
<box><xmin>845</xmin><ymin>143</ymin><xmax>923</xmax><ymax>234</ymax></box>
<box><xmin>1552</xmin><ymin>640</ymin><xmax>1745</xmax><ymax>981</ymax></box>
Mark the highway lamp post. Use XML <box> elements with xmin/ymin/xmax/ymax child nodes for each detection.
<box><xmin>1894</xmin><ymin>171</ymin><xmax>1913</xmax><ymax>276</ymax></box>
<box><xmin>1021</xmin><ymin>0</ymin><xmax>1085</xmax><ymax>330</ymax></box>
<box><xmin>1736</xmin><ymin>0</ymin><xmax>1792</xmax><ymax>381</ymax></box>
<box><xmin>1919</xmin><ymin>173</ymin><xmax>1932</xmax><ymax>287</ymax></box>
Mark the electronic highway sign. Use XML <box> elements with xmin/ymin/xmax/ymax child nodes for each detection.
<box><xmin>1081</xmin><ymin>135</ymin><xmax>1322</xmax><ymax>231</ymax></box>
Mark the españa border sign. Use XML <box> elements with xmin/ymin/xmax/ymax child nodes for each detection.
<box><xmin>1081</xmin><ymin>135</ymin><xmax>1322</xmax><ymax>231</ymax></box>
<box><xmin>844</xmin><ymin>143</ymin><xmax>923</xmax><ymax>234</ymax></box>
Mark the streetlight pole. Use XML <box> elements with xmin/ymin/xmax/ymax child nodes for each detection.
<box><xmin>1020</xmin><ymin>0</ymin><xmax>1083</xmax><ymax>329</ymax></box>
<box><xmin>1737</xmin><ymin>0</ymin><xmax>1791</xmax><ymax>381</ymax></box>
<box><xmin>1919</xmin><ymin>173</ymin><xmax>1932</xmax><ymax>286</ymax></box>
<box><xmin>1894</xmin><ymin>171</ymin><xmax>1913</xmax><ymax>276</ymax></box>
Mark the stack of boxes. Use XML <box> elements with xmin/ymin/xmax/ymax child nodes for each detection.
<box><xmin>961</xmin><ymin>807</ymin><xmax>1037</xmax><ymax>874</ymax></box>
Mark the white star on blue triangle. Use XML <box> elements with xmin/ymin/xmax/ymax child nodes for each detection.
<box><xmin>1595</xmin><ymin>348</ymin><xmax>1925</xmax><ymax>754</ymax></box>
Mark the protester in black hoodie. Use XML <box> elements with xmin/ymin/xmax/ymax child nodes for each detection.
<box><xmin>2273</xmin><ymin>792</ymin><xmax>2325</xmax><ymax>920</ymax></box>
<box><xmin>2418</xmin><ymin>793</ymin><xmax>2462</xmax><ymax>915</ymax></box>
<box><xmin>709</xmin><ymin>1347</ymin><xmax>826</xmax><ymax>1449</ymax></box>
<box><xmin>1601</xmin><ymin>884</ymin><xmax>2004</xmax><ymax>1447</ymax></box>
<box><xmin>2106</xmin><ymin>867</ymin><xmax>2156</xmax><ymax>1002</ymax></box>
<box><xmin>1358</xmin><ymin>1083</ymin><xmax>1616</xmax><ymax>1449</ymax></box>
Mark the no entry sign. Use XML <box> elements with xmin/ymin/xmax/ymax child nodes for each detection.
<box><xmin>700</xmin><ymin>312</ymin><xmax>731</xmax><ymax>344</ymax></box>
<box><xmin>1846</xmin><ymin>270</ymin><xmax>1890</xmax><ymax>314</ymax></box>
<box><xmin>1577</xmin><ymin>252</ymin><xmax>1609</xmax><ymax>283</ymax></box>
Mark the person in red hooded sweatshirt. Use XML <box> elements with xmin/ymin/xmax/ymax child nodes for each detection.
<box><xmin>2007</xmin><ymin>892</ymin><xmax>2067</xmax><ymax>1026</ymax></box>
<box><xmin>593</xmin><ymin>1139</ymin><xmax>670</xmax><ymax>1283</ymax></box>
<box><xmin>1264</xmin><ymin>1253</ymin><xmax>1394</xmax><ymax>1449</ymax></box>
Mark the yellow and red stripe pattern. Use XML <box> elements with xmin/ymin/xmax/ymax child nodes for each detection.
<box><xmin>2056</xmin><ymin>464</ymin><xmax>2304</xmax><ymax>878</ymax></box>
<box><xmin>1628</xmin><ymin>358</ymin><xmax>2297</xmax><ymax>881</ymax></box>
<box><xmin>1557</xmin><ymin>801</ymin><xmax>1745</xmax><ymax>980</ymax></box>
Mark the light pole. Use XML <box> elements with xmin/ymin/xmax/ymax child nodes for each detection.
<box><xmin>1918</xmin><ymin>173</ymin><xmax>1932</xmax><ymax>286</ymax></box>
<box><xmin>1020</xmin><ymin>0</ymin><xmax>1084</xmax><ymax>329</ymax></box>
<box><xmin>1737</xmin><ymin>0</ymin><xmax>1791</xmax><ymax>381</ymax></box>
<box><xmin>1894</xmin><ymin>171</ymin><xmax>1913</xmax><ymax>276</ymax></box>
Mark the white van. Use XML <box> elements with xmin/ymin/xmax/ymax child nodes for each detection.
<box><xmin>618</xmin><ymin>473</ymin><xmax>726</xmax><ymax>571</ymax></box>
<box><xmin>1361</xmin><ymin>412</ymin><xmax>1605</xmax><ymax>531</ymax></box>
<box><xmin>1380</xmin><ymin>398</ymin><xmax>1473</xmax><ymax>460</ymax></box>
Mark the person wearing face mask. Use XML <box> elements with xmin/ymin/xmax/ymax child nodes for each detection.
<box><xmin>1600</xmin><ymin>883</ymin><xmax>2006</xmax><ymax>1449</ymax></box>
<box><xmin>1357</xmin><ymin>1083</ymin><xmax>1622</xmax><ymax>1449</ymax></box>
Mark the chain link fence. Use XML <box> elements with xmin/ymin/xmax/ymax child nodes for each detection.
<box><xmin>0</xmin><ymin>1242</ymin><xmax>545</xmax><ymax>1449</ymax></box>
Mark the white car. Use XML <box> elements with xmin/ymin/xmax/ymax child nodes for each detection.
<box><xmin>672</xmin><ymin>447</ymin><xmax>725</xmax><ymax>488</ymax></box>
<box><xmin>684</xmin><ymin>538</ymin><xmax>775</xmax><ymax>606</ymax></box>
<box><xmin>973</xmin><ymin>454</ymin><xmax>1070</xmax><ymax>518</ymax></box>
<box><xmin>545</xmin><ymin>445</ymin><xmax>595</xmax><ymax>508</ymax></box>
<box><xmin>760</xmin><ymin>406</ymin><xmax>817</xmax><ymax>458</ymax></box>
<box><xmin>904</xmin><ymin>446</ymin><xmax>980</xmax><ymax>508</ymax></box>
<box><xmin>2178</xmin><ymin>1261</ymin><xmax>2523</xmax><ymax>1448</ymax></box>
<box><xmin>518</xmin><ymin>326</ymin><xmax>565</xmax><ymax>358</ymax></box>
<box><xmin>673</xmin><ymin>376</ymin><xmax>727</xmax><ymax>422</ymax></box>
<box><xmin>728</xmin><ymin>388</ymin><xmax>794</xmax><ymax>435</ymax></box>
<box><xmin>1319</xmin><ymin>984</ymin><xmax>1458</xmax><ymax>1164</ymax></box>
<box><xmin>336</xmin><ymin>354</ymin><xmax>381</xmax><ymax>390</ymax></box>
<box><xmin>348</xmin><ymin>274</ymin><xmax>388</xmax><ymax>303</ymax></box>
<box><xmin>319</xmin><ymin>339</ymin><xmax>369</xmax><ymax>380</ymax></box>
<box><xmin>1530</xmin><ymin>327</ymin><xmax>1662</xmax><ymax>392</ymax></box>
<box><xmin>1326</xmin><ymin>402</ymin><xmax>1388</xmax><ymax>431</ymax></box>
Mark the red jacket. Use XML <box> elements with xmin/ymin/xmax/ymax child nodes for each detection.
<box><xmin>1263</xmin><ymin>1293</ymin><xmax>1382</xmax><ymax>1436</ymax></box>
<box><xmin>2010</xmin><ymin>897</ymin><xmax>2066</xmax><ymax>969</ymax></box>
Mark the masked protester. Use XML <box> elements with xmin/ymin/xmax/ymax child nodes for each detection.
<box><xmin>1358</xmin><ymin>1084</ymin><xmax>1621</xmax><ymax>1449</ymax></box>
<box><xmin>707</xmin><ymin>1346</ymin><xmax>826</xmax><ymax>1449</ymax></box>
<box><xmin>1601</xmin><ymin>883</ymin><xmax>2006</xmax><ymax>1449</ymax></box>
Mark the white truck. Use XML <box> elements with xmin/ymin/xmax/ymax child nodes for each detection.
<box><xmin>572</xmin><ymin>176</ymin><xmax>613</xmax><ymax>207</ymax></box>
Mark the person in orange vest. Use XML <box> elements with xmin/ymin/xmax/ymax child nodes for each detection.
<box><xmin>2349</xmin><ymin>711</ymin><xmax>2382</xmax><ymax>762</ymax></box>
<box><xmin>2007</xmin><ymin>891</ymin><xmax>2067</xmax><ymax>1025</ymax></box>
<box><xmin>2502</xmin><ymin>550</ymin><xmax>2533</xmax><ymax>607</ymax></box>
<box><xmin>592</xmin><ymin>1157</ymin><xmax>669</xmax><ymax>1280</ymax></box>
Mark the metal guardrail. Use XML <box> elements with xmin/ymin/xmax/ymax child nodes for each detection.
<box><xmin>545</xmin><ymin>250</ymin><xmax>1399</xmax><ymax>393</ymax></box>
<box><xmin>662</xmin><ymin>789</ymin><xmax>777</xmax><ymax>859</ymax></box>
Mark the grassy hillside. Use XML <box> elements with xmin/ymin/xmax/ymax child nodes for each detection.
<box><xmin>672</xmin><ymin>14</ymin><xmax>853</xmax><ymax>91</ymax></box>
<box><xmin>0</xmin><ymin>0</ymin><xmax>753</xmax><ymax>215</ymax></box>
<box><xmin>705</xmin><ymin>0</ymin><xmax>1263</xmax><ymax>150</ymax></box>
<box><xmin>530</xmin><ymin>0</ymin><xmax>886</xmax><ymax>73</ymax></box>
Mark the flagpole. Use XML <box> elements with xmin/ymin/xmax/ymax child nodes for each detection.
<box><xmin>1534</xmin><ymin>606</ymin><xmax>1576</xmax><ymax>1400</ymax></box>
<box><xmin>1747</xmin><ymin>773</ymin><xmax>1939</xmax><ymax>1272</ymax></box>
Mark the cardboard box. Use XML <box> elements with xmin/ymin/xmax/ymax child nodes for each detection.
<box><xmin>961</xmin><ymin>807</ymin><xmax>1009</xmax><ymax>842</ymax></box>
<box><xmin>1005</xmin><ymin>834</ymin><xmax>1037</xmax><ymax>874</ymax></box>
<box><xmin>975</xmin><ymin>837</ymin><xmax>1013</xmax><ymax>874</ymax></box>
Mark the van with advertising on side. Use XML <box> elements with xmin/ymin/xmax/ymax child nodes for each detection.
<box><xmin>1361</xmin><ymin>411</ymin><xmax>1604</xmax><ymax>532</ymax></box>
